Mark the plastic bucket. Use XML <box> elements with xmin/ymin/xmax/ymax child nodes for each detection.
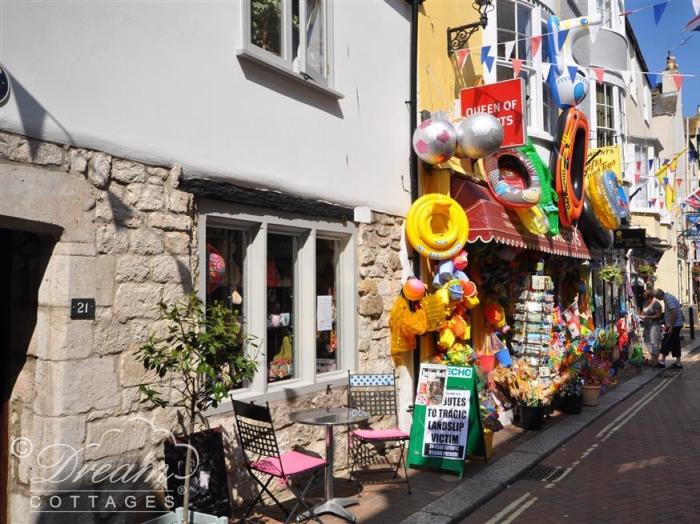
<box><xmin>563</xmin><ymin>394</ymin><xmax>583</xmax><ymax>414</ymax></box>
<box><xmin>495</xmin><ymin>349</ymin><xmax>512</xmax><ymax>367</ymax></box>
<box><xmin>478</xmin><ymin>354</ymin><xmax>496</xmax><ymax>373</ymax></box>
<box><xmin>519</xmin><ymin>405</ymin><xmax>545</xmax><ymax>431</ymax></box>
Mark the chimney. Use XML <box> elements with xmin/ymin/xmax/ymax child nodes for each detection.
<box><xmin>661</xmin><ymin>52</ymin><xmax>680</xmax><ymax>94</ymax></box>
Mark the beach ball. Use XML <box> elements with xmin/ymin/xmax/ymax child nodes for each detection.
<box><xmin>447</xmin><ymin>280</ymin><xmax>464</xmax><ymax>301</ymax></box>
<box><xmin>207</xmin><ymin>245</ymin><xmax>226</xmax><ymax>293</ymax></box>
<box><xmin>412</xmin><ymin>118</ymin><xmax>457</xmax><ymax>164</ymax></box>
<box><xmin>456</xmin><ymin>113</ymin><xmax>504</xmax><ymax>160</ymax></box>
<box><xmin>403</xmin><ymin>277</ymin><xmax>426</xmax><ymax>301</ymax></box>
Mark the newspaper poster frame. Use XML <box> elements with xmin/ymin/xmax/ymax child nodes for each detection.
<box><xmin>407</xmin><ymin>364</ymin><xmax>484</xmax><ymax>477</ymax></box>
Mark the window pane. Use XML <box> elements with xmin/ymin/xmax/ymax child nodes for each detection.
<box><xmin>267</xmin><ymin>233</ymin><xmax>296</xmax><ymax>382</ymax></box>
<box><xmin>206</xmin><ymin>227</ymin><xmax>245</xmax><ymax>311</ymax></box>
<box><xmin>305</xmin><ymin>0</ymin><xmax>326</xmax><ymax>80</ymax></box>
<box><xmin>516</xmin><ymin>4</ymin><xmax>531</xmax><ymax>60</ymax></box>
<box><xmin>497</xmin><ymin>0</ymin><xmax>515</xmax><ymax>32</ymax></box>
<box><xmin>543</xmin><ymin>81</ymin><xmax>558</xmax><ymax>134</ymax></box>
<box><xmin>251</xmin><ymin>0</ymin><xmax>282</xmax><ymax>56</ymax></box>
<box><xmin>316</xmin><ymin>238</ymin><xmax>338</xmax><ymax>374</ymax></box>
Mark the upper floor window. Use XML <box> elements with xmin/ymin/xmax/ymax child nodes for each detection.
<box><xmin>596</xmin><ymin>83</ymin><xmax>615</xmax><ymax>146</ymax></box>
<box><xmin>497</xmin><ymin>0</ymin><xmax>531</xmax><ymax>61</ymax></box>
<box><xmin>245</xmin><ymin>0</ymin><xmax>331</xmax><ymax>85</ymax></box>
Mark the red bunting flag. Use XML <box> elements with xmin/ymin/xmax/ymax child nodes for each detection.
<box><xmin>531</xmin><ymin>35</ymin><xmax>542</xmax><ymax>58</ymax></box>
<box><xmin>676</xmin><ymin>178</ymin><xmax>683</xmax><ymax>187</ymax></box>
<box><xmin>635</xmin><ymin>173</ymin><xmax>642</xmax><ymax>184</ymax></box>
<box><xmin>455</xmin><ymin>49</ymin><xmax>470</xmax><ymax>70</ymax></box>
<box><xmin>593</xmin><ymin>67</ymin><xmax>605</xmax><ymax>84</ymax></box>
<box><xmin>673</xmin><ymin>73</ymin><xmax>684</xmax><ymax>91</ymax></box>
<box><xmin>512</xmin><ymin>58</ymin><xmax>523</xmax><ymax>77</ymax></box>
<box><xmin>651</xmin><ymin>198</ymin><xmax>657</xmax><ymax>206</ymax></box>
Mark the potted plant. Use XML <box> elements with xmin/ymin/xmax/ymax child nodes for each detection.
<box><xmin>637</xmin><ymin>264</ymin><xmax>656</xmax><ymax>282</ymax></box>
<box><xmin>138</xmin><ymin>293</ymin><xmax>258</xmax><ymax>524</ymax></box>
<box><xmin>581</xmin><ymin>355</ymin><xmax>610</xmax><ymax>407</ymax></box>
<box><xmin>492</xmin><ymin>362</ymin><xmax>551</xmax><ymax>431</ymax></box>
<box><xmin>479</xmin><ymin>390</ymin><xmax>504</xmax><ymax>460</ymax></box>
<box><xmin>560</xmin><ymin>376</ymin><xmax>584</xmax><ymax>414</ymax></box>
<box><xmin>599</xmin><ymin>264</ymin><xmax>624</xmax><ymax>286</ymax></box>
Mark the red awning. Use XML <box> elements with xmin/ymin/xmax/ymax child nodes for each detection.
<box><xmin>451</xmin><ymin>176</ymin><xmax>590</xmax><ymax>260</ymax></box>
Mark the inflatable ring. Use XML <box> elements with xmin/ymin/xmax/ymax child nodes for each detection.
<box><xmin>585</xmin><ymin>170</ymin><xmax>619</xmax><ymax>230</ymax></box>
<box><xmin>519</xmin><ymin>140</ymin><xmax>559</xmax><ymax>235</ymax></box>
<box><xmin>579</xmin><ymin>197</ymin><xmax>613</xmax><ymax>250</ymax></box>
<box><xmin>602</xmin><ymin>170</ymin><xmax>629</xmax><ymax>221</ymax></box>
<box><xmin>516</xmin><ymin>205</ymin><xmax>550</xmax><ymax>236</ymax></box>
<box><xmin>483</xmin><ymin>149</ymin><xmax>542</xmax><ymax>209</ymax></box>
<box><xmin>551</xmin><ymin>108</ymin><xmax>588</xmax><ymax>228</ymax></box>
<box><xmin>405</xmin><ymin>194</ymin><xmax>469</xmax><ymax>260</ymax></box>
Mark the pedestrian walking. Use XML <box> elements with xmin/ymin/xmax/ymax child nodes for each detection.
<box><xmin>654</xmin><ymin>288</ymin><xmax>684</xmax><ymax>369</ymax></box>
<box><xmin>639</xmin><ymin>290</ymin><xmax>663</xmax><ymax>367</ymax></box>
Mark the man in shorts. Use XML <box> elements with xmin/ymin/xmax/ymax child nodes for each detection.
<box><xmin>654</xmin><ymin>289</ymin><xmax>684</xmax><ymax>369</ymax></box>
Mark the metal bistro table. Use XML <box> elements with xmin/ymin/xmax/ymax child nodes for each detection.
<box><xmin>290</xmin><ymin>407</ymin><xmax>369</xmax><ymax>522</ymax></box>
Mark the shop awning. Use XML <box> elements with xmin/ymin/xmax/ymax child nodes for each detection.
<box><xmin>451</xmin><ymin>176</ymin><xmax>590</xmax><ymax>260</ymax></box>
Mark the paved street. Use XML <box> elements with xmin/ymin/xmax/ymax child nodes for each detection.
<box><xmin>465</xmin><ymin>349</ymin><xmax>700</xmax><ymax>523</ymax></box>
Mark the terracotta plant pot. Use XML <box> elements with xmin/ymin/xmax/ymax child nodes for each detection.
<box><xmin>582</xmin><ymin>385</ymin><xmax>601</xmax><ymax>407</ymax></box>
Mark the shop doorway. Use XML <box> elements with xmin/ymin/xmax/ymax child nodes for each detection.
<box><xmin>0</xmin><ymin>227</ymin><xmax>56</xmax><ymax>524</ymax></box>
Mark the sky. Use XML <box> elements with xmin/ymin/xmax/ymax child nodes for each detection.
<box><xmin>627</xmin><ymin>0</ymin><xmax>700</xmax><ymax>117</ymax></box>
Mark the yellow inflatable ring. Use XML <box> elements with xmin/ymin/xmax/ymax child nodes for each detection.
<box><xmin>516</xmin><ymin>205</ymin><xmax>550</xmax><ymax>235</ymax></box>
<box><xmin>585</xmin><ymin>171</ymin><xmax>619</xmax><ymax>230</ymax></box>
<box><xmin>406</xmin><ymin>194</ymin><xmax>469</xmax><ymax>260</ymax></box>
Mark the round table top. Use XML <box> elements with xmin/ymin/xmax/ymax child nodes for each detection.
<box><xmin>290</xmin><ymin>407</ymin><xmax>369</xmax><ymax>426</ymax></box>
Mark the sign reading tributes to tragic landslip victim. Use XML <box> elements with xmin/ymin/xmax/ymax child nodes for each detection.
<box><xmin>460</xmin><ymin>78</ymin><xmax>526</xmax><ymax>148</ymax></box>
<box><xmin>408</xmin><ymin>364</ymin><xmax>484</xmax><ymax>477</ymax></box>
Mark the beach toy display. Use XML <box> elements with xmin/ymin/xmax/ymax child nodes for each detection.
<box><xmin>402</xmin><ymin>277</ymin><xmax>427</xmax><ymax>301</ymax></box>
<box><xmin>602</xmin><ymin>171</ymin><xmax>629</xmax><ymax>221</ymax></box>
<box><xmin>545</xmin><ymin>15</ymin><xmax>600</xmax><ymax>108</ymax></box>
<box><xmin>578</xmin><ymin>197</ymin><xmax>613</xmax><ymax>250</ymax></box>
<box><xmin>585</xmin><ymin>169</ymin><xmax>626</xmax><ymax>230</ymax></box>
<box><xmin>516</xmin><ymin>205</ymin><xmax>550</xmax><ymax>236</ymax></box>
<box><xmin>551</xmin><ymin>108</ymin><xmax>588</xmax><ymax>228</ymax></box>
<box><xmin>483</xmin><ymin>148</ymin><xmax>542</xmax><ymax>209</ymax></box>
<box><xmin>412</xmin><ymin>117</ymin><xmax>457</xmax><ymax>164</ymax></box>
<box><xmin>455</xmin><ymin>113</ymin><xmax>504</xmax><ymax>160</ymax></box>
<box><xmin>519</xmin><ymin>140</ymin><xmax>560</xmax><ymax>235</ymax></box>
<box><xmin>405</xmin><ymin>193</ymin><xmax>469</xmax><ymax>260</ymax></box>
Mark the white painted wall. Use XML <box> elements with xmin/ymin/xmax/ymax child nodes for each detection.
<box><xmin>0</xmin><ymin>0</ymin><xmax>413</xmax><ymax>216</ymax></box>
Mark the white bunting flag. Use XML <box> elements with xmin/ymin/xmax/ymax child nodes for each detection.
<box><xmin>621</xmin><ymin>70</ymin><xmax>632</xmax><ymax>86</ymax></box>
<box><xmin>504</xmin><ymin>40</ymin><xmax>516</xmax><ymax>60</ymax></box>
<box><xmin>695</xmin><ymin>0</ymin><xmax>700</xmax><ymax>16</ymax></box>
<box><xmin>540</xmin><ymin>62</ymin><xmax>552</xmax><ymax>82</ymax></box>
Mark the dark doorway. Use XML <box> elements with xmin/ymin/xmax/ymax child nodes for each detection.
<box><xmin>0</xmin><ymin>227</ymin><xmax>57</xmax><ymax>524</ymax></box>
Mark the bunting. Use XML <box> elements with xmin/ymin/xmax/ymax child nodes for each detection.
<box><xmin>504</xmin><ymin>40</ymin><xmax>516</xmax><ymax>60</ymax></box>
<box><xmin>676</xmin><ymin>178</ymin><xmax>684</xmax><ymax>187</ymax></box>
<box><xmin>694</xmin><ymin>0</ymin><xmax>700</xmax><ymax>16</ymax></box>
<box><xmin>684</xmin><ymin>188</ymin><xmax>700</xmax><ymax>210</ymax></box>
<box><xmin>530</xmin><ymin>35</ymin><xmax>542</xmax><ymax>59</ymax></box>
<box><xmin>512</xmin><ymin>58</ymin><xmax>523</xmax><ymax>77</ymax></box>
<box><xmin>481</xmin><ymin>45</ymin><xmax>495</xmax><ymax>73</ymax></box>
<box><xmin>654</xmin><ymin>1</ymin><xmax>669</xmax><ymax>25</ymax></box>
<box><xmin>592</xmin><ymin>67</ymin><xmax>604</xmax><ymax>84</ymax></box>
<box><xmin>567</xmin><ymin>65</ymin><xmax>578</xmax><ymax>83</ymax></box>
<box><xmin>686</xmin><ymin>14</ymin><xmax>700</xmax><ymax>32</ymax></box>
<box><xmin>673</xmin><ymin>73</ymin><xmax>685</xmax><ymax>91</ymax></box>
<box><xmin>455</xmin><ymin>49</ymin><xmax>470</xmax><ymax>70</ymax></box>
<box><xmin>540</xmin><ymin>62</ymin><xmax>552</xmax><ymax>82</ymax></box>
<box><xmin>649</xmin><ymin>158</ymin><xmax>655</xmax><ymax>171</ymax></box>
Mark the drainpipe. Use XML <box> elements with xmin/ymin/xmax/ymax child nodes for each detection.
<box><xmin>407</xmin><ymin>0</ymin><xmax>423</xmax><ymax>391</ymax></box>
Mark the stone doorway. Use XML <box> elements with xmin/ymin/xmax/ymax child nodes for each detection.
<box><xmin>0</xmin><ymin>226</ymin><xmax>57</xmax><ymax>524</ymax></box>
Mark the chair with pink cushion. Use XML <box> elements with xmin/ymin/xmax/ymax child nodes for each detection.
<box><xmin>232</xmin><ymin>399</ymin><xmax>325</xmax><ymax>523</ymax></box>
<box><xmin>347</xmin><ymin>373</ymin><xmax>411</xmax><ymax>494</ymax></box>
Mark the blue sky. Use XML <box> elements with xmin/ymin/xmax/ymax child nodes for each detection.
<box><xmin>627</xmin><ymin>0</ymin><xmax>700</xmax><ymax>116</ymax></box>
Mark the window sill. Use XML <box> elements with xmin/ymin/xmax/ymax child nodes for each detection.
<box><xmin>204</xmin><ymin>372</ymin><xmax>351</xmax><ymax>418</ymax></box>
<box><xmin>526</xmin><ymin>128</ymin><xmax>554</xmax><ymax>143</ymax></box>
<box><xmin>237</xmin><ymin>48</ymin><xmax>344</xmax><ymax>100</ymax></box>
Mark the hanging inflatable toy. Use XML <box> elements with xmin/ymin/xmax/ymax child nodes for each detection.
<box><xmin>402</xmin><ymin>277</ymin><xmax>426</xmax><ymax>302</ymax></box>
<box><xmin>483</xmin><ymin>149</ymin><xmax>542</xmax><ymax>209</ymax></box>
<box><xmin>602</xmin><ymin>170</ymin><xmax>630</xmax><ymax>221</ymax></box>
<box><xmin>405</xmin><ymin>193</ymin><xmax>469</xmax><ymax>260</ymax></box>
<box><xmin>516</xmin><ymin>205</ymin><xmax>550</xmax><ymax>236</ymax></box>
<box><xmin>585</xmin><ymin>169</ymin><xmax>619</xmax><ymax>229</ymax></box>
<box><xmin>412</xmin><ymin>117</ymin><xmax>457</xmax><ymax>164</ymax></box>
<box><xmin>455</xmin><ymin>113</ymin><xmax>504</xmax><ymax>160</ymax></box>
<box><xmin>545</xmin><ymin>15</ymin><xmax>601</xmax><ymax>108</ymax></box>
<box><xmin>551</xmin><ymin>108</ymin><xmax>588</xmax><ymax>228</ymax></box>
<box><xmin>578</xmin><ymin>197</ymin><xmax>613</xmax><ymax>250</ymax></box>
<box><xmin>519</xmin><ymin>140</ymin><xmax>560</xmax><ymax>235</ymax></box>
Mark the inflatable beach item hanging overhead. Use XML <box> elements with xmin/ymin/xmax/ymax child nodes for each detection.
<box><xmin>455</xmin><ymin>113</ymin><xmax>504</xmax><ymax>160</ymax></box>
<box><xmin>585</xmin><ymin>169</ymin><xmax>628</xmax><ymax>230</ymax></box>
<box><xmin>483</xmin><ymin>149</ymin><xmax>541</xmax><ymax>209</ymax></box>
<box><xmin>519</xmin><ymin>140</ymin><xmax>559</xmax><ymax>235</ymax></box>
<box><xmin>405</xmin><ymin>193</ymin><xmax>469</xmax><ymax>260</ymax></box>
<box><xmin>545</xmin><ymin>14</ymin><xmax>601</xmax><ymax>108</ymax></box>
<box><xmin>579</xmin><ymin>197</ymin><xmax>613</xmax><ymax>250</ymax></box>
<box><xmin>551</xmin><ymin>108</ymin><xmax>588</xmax><ymax>228</ymax></box>
<box><xmin>516</xmin><ymin>205</ymin><xmax>550</xmax><ymax>236</ymax></box>
<box><xmin>412</xmin><ymin>117</ymin><xmax>457</xmax><ymax>164</ymax></box>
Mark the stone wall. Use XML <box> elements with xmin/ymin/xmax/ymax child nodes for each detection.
<box><xmin>0</xmin><ymin>130</ymin><xmax>409</xmax><ymax>520</ymax></box>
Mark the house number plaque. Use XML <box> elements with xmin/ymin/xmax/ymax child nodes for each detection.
<box><xmin>71</xmin><ymin>298</ymin><xmax>96</xmax><ymax>319</ymax></box>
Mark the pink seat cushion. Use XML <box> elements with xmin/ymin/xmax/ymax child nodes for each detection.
<box><xmin>352</xmin><ymin>428</ymin><xmax>409</xmax><ymax>441</ymax></box>
<box><xmin>250</xmin><ymin>451</ymin><xmax>326</xmax><ymax>478</ymax></box>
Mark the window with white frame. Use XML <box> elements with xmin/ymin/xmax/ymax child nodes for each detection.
<box><xmin>596</xmin><ymin>83</ymin><xmax>615</xmax><ymax>146</ymax></box>
<box><xmin>203</xmin><ymin>207</ymin><xmax>355</xmax><ymax>401</ymax></box>
<box><xmin>643</xmin><ymin>83</ymin><xmax>651</xmax><ymax>122</ymax></box>
<box><xmin>244</xmin><ymin>0</ymin><xmax>331</xmax><ymax>85</ymax></box>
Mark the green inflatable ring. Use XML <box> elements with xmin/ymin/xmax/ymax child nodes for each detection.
<box><xmin>519</xmin><ymin>139</ymin><xmax>560</xmax><ymax>235</ymax></box>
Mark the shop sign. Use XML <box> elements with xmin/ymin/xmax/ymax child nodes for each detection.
<box><xmin>407</xmin><ymin>364</ymin><xmax>483</xmax><ymax>476</ymax></box>
<box><xmin>613</xmin><ymin>228</ymin><xmax>646</xmax><ymax>249</ymax></box>
<box><xmin>460</xmin><ymin>78</ymin><xmax>526</xmax><ymax>148</ymax></box>
<box><xmin>586</xmin><ymin>145</ymin><xmax>623</xmax><ymax>180</ymax></box>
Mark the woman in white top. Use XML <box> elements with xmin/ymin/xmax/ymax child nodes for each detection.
<box><xmin>640</xmin><ymin>290</ymin><xmax>663</xmax><ymax>367</ymax></box>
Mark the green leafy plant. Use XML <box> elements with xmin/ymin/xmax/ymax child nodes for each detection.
<box><xmin>599</xmin><ymin>264</ymin><xmax>624</xmax><ymax>286</ymax></box>
<box><xmin>137</xmin><ymin>293</ymin><xmax>258</xmax><ymax>522</ymax></box>
<box><xmin>636</xmin><ymin>264</ymin><xmax>656</xmax><ymax>278</ymax></box>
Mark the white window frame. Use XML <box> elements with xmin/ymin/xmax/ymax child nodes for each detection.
<box><xmin>643</xmin><ymin>84</ymin><xmax>651</xmax><ymax>123</ymax></box>
<box><xmin>238</xmin><ymin>0</ymin><xmax>341</xmax><ymax>98</ymax></box>
<box><xmin>595</xmin><ymin>82</ymin><xmax>617</xmax><ymax>147</ymax></box>
<box><xmin>199</xmin><ymin>200</ymin><xmax>357</xmax><ymax>410</ymax></box>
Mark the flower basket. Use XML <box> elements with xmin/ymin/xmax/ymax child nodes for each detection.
<box><xmin>582</xmin><ymin>385</ymin><xmax>601</xmax><ymax>406</ymax></box>
<box><xmin>563</xmin><ymin>394</ymin><xmax>583</xmax><ymax>414</ymax></box>
<box><xmin>519</xmin><ymin>404</ymin><xmax>545</xmax><ymax>430</ymax></box>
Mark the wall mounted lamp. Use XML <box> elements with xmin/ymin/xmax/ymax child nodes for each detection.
<box><xmin>447</xmin><ymin>0</ymin><xmax>494</xmax><ymax>55</ymax></box>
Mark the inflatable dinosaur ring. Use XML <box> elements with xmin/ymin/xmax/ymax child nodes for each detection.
<box><xmin>516</xmin><ymin>205</ymin><xmax>550</xmax><ymax>235</ymax></box>
<box><xmin>579</xmin><ymin>197</ymin><xmax>613</xmax><ymax>250</ymax></box>
<box><xmin>551</xmin><ymin>108</ymin><xmax>588</xmax><ymax>228</ymax></box>
<box><xmin>405</xmin><ymin>193</ymin><xmax>469</xmax><ymax>260</ymax></box>
<box><xmin>519</xmin><ymin>140</ymin><xmax>559</xmax><ymax>235</ymax></box>
<box><xmin>483</xmin><ymin>149</ymin><xmax>542</xmax><ymax>209</ymax></box>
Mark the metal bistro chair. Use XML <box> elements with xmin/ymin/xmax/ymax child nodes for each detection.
<box><xmin>231</xmin><ymin>399</ymin><xmax>326</xmax><ymax>523</ymax></box>
<box><xmin>347</xmin><ymin>373</ymin><xmax>411</xmax><ymax>494</ymax></box>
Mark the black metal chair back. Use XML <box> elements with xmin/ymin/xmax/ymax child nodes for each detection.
<box><xmin>232</xmin><ymin>399</ymin><xmax>284</xmax><ymax>473</ymax></box>
<box><xmin>347</xmin><ymin>373</ymin><xmax>399</xmax><ymax>419</ymax></box>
